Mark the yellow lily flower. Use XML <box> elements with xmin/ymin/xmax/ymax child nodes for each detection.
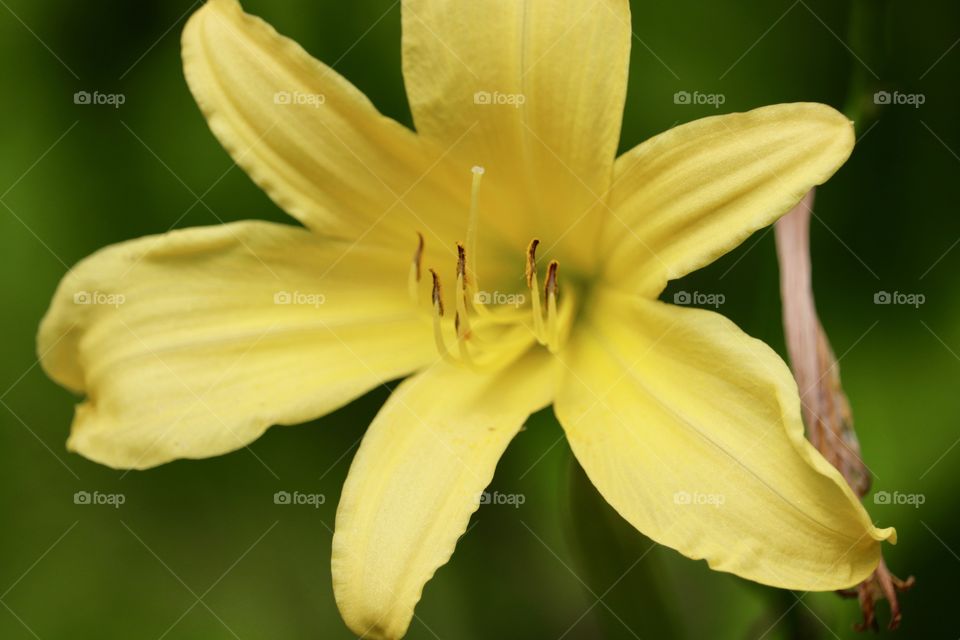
<box><xmin>38</xmin><ymin>0</ymin><xmax>895</xmax><ymax>637</ymax></box>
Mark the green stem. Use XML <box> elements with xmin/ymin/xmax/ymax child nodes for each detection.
<box><xmin>841</xmin><ymin>0</ymin><xmax>893</xmax><ymax>125</ymax></box>
<box><xmin>561</xmin><ymin>454</ymin><xmax>684</xmax><ymax>640</ymax></box>
<box><xmin>776</xmin><ymin>589</ymin><xmax>828</xmax><ymax>640</ymax></box>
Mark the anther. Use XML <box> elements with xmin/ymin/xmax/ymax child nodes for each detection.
<box><xmin>525</xmin><ymin>239</ymin><xmax>540</xmax><ymax>289</ymax></box>
<box><xmin>457</xmin><ymin>243</ymin><xmax>467</xmax><ymax>284</ymax></box>
<box><xmin>455</xmin><ymin>242</ymin><xmax>473</xmax><ymax>338</ymax></box>
<box><xmin>408</xmin><ymin>232</ymin><xmax>425</xmax><ymax>304</ymax></box>
<box><xmin>526</xmin><ymin>239</ymin><xmax>545</xmax><ymax>340</ymax></box>
<box><xmin>545</xmin><ymin>260</ymin><xmax>560</xmax><ymax>352</ymax></box>
<box><xmin>430</xmin><ymin>268</ymin><xmax>444</xmax><ymax>317</ymax></box>
<box><xmin>545</xmin><ymin>260</ymin><xmax>559</xmax><ymax>299</ymax></box>
<box><xmin>429</xmin><ymin>268</ymin><xmax>455</xmax><ymax>362</ymax></box>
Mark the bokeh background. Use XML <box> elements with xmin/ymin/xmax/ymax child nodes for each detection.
<box><xmin>1</xmin><ymin>0</ymin><xmax>958</xmax><ymax>637</ymax></box>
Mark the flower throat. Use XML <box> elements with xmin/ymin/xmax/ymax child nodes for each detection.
<box><xmin>408</xmin><ymin>167</ymin><xmax>573</xmax><ymax>366</ymax></box>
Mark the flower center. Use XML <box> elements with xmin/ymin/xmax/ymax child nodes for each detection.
<box><xmin>407</xmin><ymin>166</ymin><xmax>576</xmax><ymax>366</ymax></box>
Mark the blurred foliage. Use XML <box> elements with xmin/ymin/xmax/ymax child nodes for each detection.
<box><xmin>1</xmin><ymin>0</ymin><xmax>959</xmax><ymax>638</ymax></box>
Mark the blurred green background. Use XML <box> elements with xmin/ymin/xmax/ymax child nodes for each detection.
<box><xmin>1</xmin><ymin>0</ymin><xmax>958</xmax><ymax>637</ymax></box>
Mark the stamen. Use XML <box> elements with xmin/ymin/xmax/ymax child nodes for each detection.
<box><xmin>408</xmin><ymin>232</ymin><xmax>424</xmax><ymax>304</ymax></box>
<box><xmin>544</xmin><ymin>260</ymin><xmax>559</xmax><ymax>298</ymax></box>
<box><xmin>430</xmin><ymin>268</ymin><xmax>444</xmax><ymax>317</ymax></box>
<box><xmin>409</xmin><ymin>166</ymin><xmax>577</xmax><ymax>364</ymax></box>
<box><xmin>457</xmin><ymin>242</ymin><xmax>467</xmax><ymax>284</ymax></box>
<box><xmin>526</xmin><ymin>239</ymin><xmax>545</xmax><ymax>340</ymax></box>
<box><xmin>525</xmin><ymin>239</ymin><xmax>539</xmax><ymax>289</ymax></box>
<box><xmin>454</xmin><ymin>312</ymin><xmax>474</xmax><ymax>364</ymax></box>
<box><xmin>455</xmin><ymin>243</ymin><xmax>473</xmax><ymax>338</ymax></box>
<box><xmin>429</xmin><ymin>269</ymin><xmax>454</xmax><ymax>362</ymax></box>
<box><xmin>545</xmin><ymin>260</ymin><xmax>560</xmax><ymax>352</ymax></box>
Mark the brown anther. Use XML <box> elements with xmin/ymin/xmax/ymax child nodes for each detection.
<box><xmin>413</xmin><ymin>232</ymin><xmax>425</xmax><ymax>281</ymax></box>
<box><xmin>456</xmin><ymin>242</ymin><xmax>467</xmax><ymax>287</ymax></box>
<box><xmin>545</xmin><ymin>260</ymin><xmax>559</xmax><ymax>299</ymax></box>
<box><xmin>429</xmin><ymin>268</ymin><xmax>444</xmax><ymax>316</ymax></box>
<box><xmin>525</xmin><ymin>239</ymin><xmax>540</xmax><ymax>288</ymax></box>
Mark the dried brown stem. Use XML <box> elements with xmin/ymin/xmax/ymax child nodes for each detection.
<box><xmin>775</xmin><ymin>189</ymin><xmax>914</xmax><ymax>632</ymax></box>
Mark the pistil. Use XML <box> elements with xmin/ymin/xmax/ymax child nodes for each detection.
<box><xmin>465</xmin><ymin>166</ymin><xmax>484</xmax><ymax>288</ymax></box>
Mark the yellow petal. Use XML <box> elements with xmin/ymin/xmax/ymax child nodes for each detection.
<box><xmin>401</xmin><ymin>0</ymin><xmax>631</xmax><ymax>270</ymax></box>
<box><xmin>38</xmin><ymin>221</ymin><xmax>435</xmax><ymax>469</ymax></box>
<box><xmin>332</xmin><ymin>349</ymin><xmax>556</xmax><ymax>639</ymax></box>
<box><xmin>182</xmin><ymin>0</ymin><xmax>465</xmax><ymax>246</ymax></box>
<box><xmin>554</xmin><ymin>289</ymin><xmax>894</xmax><ymax>590</ymax></box>
<box><xmin>603</xmin><ymin>103</ymin><xmax>854</xmax><ymax>296</ymax></box>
